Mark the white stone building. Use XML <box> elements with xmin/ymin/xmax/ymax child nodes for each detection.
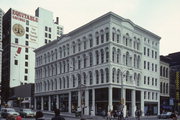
<box><xmin>34</xmin><ymin>12</ymin><xmax>160</xmax><ymax>116</ymax></box>
<box><xmin>1</xmin><ymin>7</ymin><xmax>63</xmax><ymax>102</ymax></box>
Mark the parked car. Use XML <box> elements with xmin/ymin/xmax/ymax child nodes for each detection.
<box><xmin>19</xmin><ymin>108</ymin><xmax>35</xmax><ymax>118</ymax></box>
<box><xmin>1</xmin><ymin>108</ymin><xmax>20</xmax><ymax>118</ymax></box>
<box><xmin>158</xmin><ymin>112</ymin><xmax>172</xmax><ymax>119</ymax></box>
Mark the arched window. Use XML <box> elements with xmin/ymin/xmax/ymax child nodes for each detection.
<box><xmin>163</xmin><ymin>83</ymin><xmax>166</xmax><ymax>94</ymax></box>
<box><xmin>100</xmin><ymin>69</ymin><xmax>104</xmax><ymax>83</ymax></box>
<box><xmin>54</xmin><ymin>79</ymin><xmax>57</xmax><ymax>90</ymax></box>
<box><xmin>137</xmin><ymin>56</ymin><xmax>140</xmax><ymax>69</ymax></box>
<box><xmin>89</xmin><ymin>71</ymin><xmax>93</xmax><ymax>85</ymax></box>
<box><xmin>96</xmin><ymin>51</ymin><xmax>99</xmax><ymax>65</ymax></box>
<box><xmin>63</xmin><ymin>61</ymin><xmax>66</xmax><ymax>73</ymax></box>
<box><xmin>112</xmin><ymin>27</ymin><xmax>116</xmax><ymax>41</ymax></box>
<box><xmin>105</xmin><ymin>27</ymin><xmax>109</xmax><ymax>41</ymax></box>
<box><xmin>63</xmin><ymin>77</ymin><xmax>66</xmax><ymax>88</ymax></box>
<box><xmin>59</xmin><ymin>78</ymin><xmax>62</xmax><ymax>89</ymax></box>
<box><xmin>67</xmin><ymin>59</ymin><xmax>69</xmax><ymax>72</ymax></box>
<box><xmin>137</xmin><ymin>39</ymin><xmax>140</xmax><ymax>50</ymax></box>
<box><xmin>51</xmin><ymin>80</ymin><xmax>53</xmax><ymax>90</ymax></box>
<box><xmin>112</xmin><ymin>68</ymin><xmax>116</xmax><ymax>82</ymax></box>
<box><xmin>166</xmin><ymin>83</ymin><xmax>168</xmax><ymax>94</ymax></box>
<box><xmin>78</xmin><ymin>56</ymin><xmax>81</xmax><ymax>69</ymax></box>
<box><xmin>55</xmin><ymin>49</ymin><xmax>57</xmax><ymax>59</ymax></box>
<box><xmin>96</xmin><ymin>32</ymin><xmax>99</xmax><ymax>45</ymax></box>
<box><xmin>51</xmin><ymin>51</ymin><xmax>54</xmax><ymax>61</ymax></box>
<box><xmin>134</xmin><ymin>54</ymin><xmax>137</xmax><ymax>68</ymax></box>
<box><xmin>72</xmin><ymin>58</ymin><xmax>75</xmax><ymax>70</ymax></box>
<box><xmin>117</xmin><ymin>29</ymin><xmax>120</xmax><ymax>43</ymax></box>
<box><xmin>83</xmin><ymin>37</ymin><xmax>87</xmax><ymax>50</ymax></box>
<box><xmin>44</xmin><ymin>82</ymin><xmax>46</xmax><ymax>91</ymax></box>
<box><xmin>63</xmin><ymin>45</ymin><xmax>66</xmax><ymax>57</ymax></box>
<box><xmin>59</xmin><ymin>47</ymin><xmax>62</xmax><ymax>58</ymax></box>
<box><xmin>48</xmin><ymin>52</ymin><xmax>50</xmax><ymax>62</ymax></box>
<box><xmin>137</xmin><ymin>74</ymin><xmax>140</xmax><ymax>86</ymax></box>
<box><xmin>163</xmin><ymin>67</ymin><xmax>166</xmax><ymax>77</ymax></box>
<box><xmin>96</xmin><ymin>70</ymin><xmax>99</xmax><ymax>84</ymax></box>
<box><xmin>112</xmin><ymin>47</ymin><xmax>116</xmax><ymax>62</ymax></box>
<box><xmin>72</xmin><ymin>75</ymin><xmax>75</xmax><ymax>87</ymax></box>
<box><xmin>106</xmin><ymin>47</ymin><xmax>109</xmax><ymax>62</ymax></box>
<box><xmin>133</xmin><ymin>37</ymin><xmax>136</xmax><ymax>49</ymax></box>
<box><xmin>126</xmin><ymin>71</ymin><xmax>129</xmax><ymax>81</ymax></box>
<box><xmin>83</xmin><ymin>72</ymin><xmax>86</xmax><ymax>85</ymax></box>
<box><xmin>83</xmin><ymin>54</ymin><xmax>87</xmax><ymax>68</ymax></box>
<box><xmin>101</xmin><ymin>49</ymin><xmax>104</xmax><ymax>63</ymax></box>
<box><xmin>67</xmin><ymin>76</ymin><xmax>69</xmax><ymax>88</ymax></box>
<box><xmin>100</xmin><ymin>30</ymin><xmax>104</xmax><ymax>43</ymax></box>
<box><xmin>66</xmin><ymin>44</ymin><xmax>69</xmax><ymax>55</ymax></box>
<box><xmin>48</xmin><ymin>80</ymin><xmax>50</xmax><ymax>90</ymax></box>
<box><xmin>78</xmin><ymin>39</ymin><xmax>81</xmax><ymax>51</ymax></box>
<box><xmin>89</xmin><ymin>52</ymin><xmax>93</xmax><ymax>67</ymax></box>
<box><xmin>105</xmin><ymin>68</ymin><xmax>109</xmax><ymax>83</ymax></box>
<box><xmin>117</xmin><ymin>49</ymin><xmax>120</xmax><ymax>63</ymax></box>
<box><xmin>44</xmin><ymin>54</ymin><xmax>46</xmax><ymax>64</ymax></box>
<box><xmin>72</xmin><ymin>41</ymin><xmax>76</xmax><ymax>53</ymax></box>
<box><xmin>89</xmin><ymin>34</ymin><xmax>93</xmax><ymax>47</ymax></box>
<box><xmin>77</xmin><ymin>74</ymin><xmax>81</xmax><ymax>86</ymax></box>
<box><xmin>117</xmin><ymin>69</ymin><xmax>120</xmax><ymax>83</ymax></box>
<box><xmin>126</xmin><ymin>52</ymin><xmax>129</xmax><ymax>66</ymax></box>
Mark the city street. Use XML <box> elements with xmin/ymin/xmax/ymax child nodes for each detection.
<box><xmin>1</xmin><ymin>113</ymin><xmax>180</xmax><ymax>120</ymax></box>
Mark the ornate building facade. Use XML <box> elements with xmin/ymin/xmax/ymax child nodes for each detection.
<box><xmin>34</xmin><ymin>12</ymin><xmax>160</xmax><ymax>116</ymax></box>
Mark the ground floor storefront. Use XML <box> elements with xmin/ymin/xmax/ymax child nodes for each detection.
<box><xmin>35</xmin><ymin>86</ymin><xmax>160</xmax><ymax>117</ymax></box>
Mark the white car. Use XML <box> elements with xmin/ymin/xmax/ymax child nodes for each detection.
<box><xmin>1</xmin><ymin>108</ymin><xmax>20</xmax><ymax>118</ymax></box>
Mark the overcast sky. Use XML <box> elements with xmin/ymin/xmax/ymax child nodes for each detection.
<box><xmin>1</xmin><ymin>0</ymin><xmax>180</xmax><ymax>55</ymax></box>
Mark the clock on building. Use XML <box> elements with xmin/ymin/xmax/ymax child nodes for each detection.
<box><xmin>13</xmin><ymin>24</ymin><xmax>25</xmax><ymax>37</ymax></box>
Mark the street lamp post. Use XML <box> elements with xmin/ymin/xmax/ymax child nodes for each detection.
<box><xmin>120</xmin><ymin>68</ymin><xmax>133</xmax><ymax>117</ymax></box>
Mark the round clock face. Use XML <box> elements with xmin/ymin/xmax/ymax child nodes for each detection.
<box><xmin>13</xmin><ymin>24</ymin><xmax>25</xmax><ymax>37</ymax></box>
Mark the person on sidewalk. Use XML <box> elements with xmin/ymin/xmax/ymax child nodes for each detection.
<box><xmin>170</xmin><ymin>111</ymin><xmax>177</xmax><ymax>120</ymax></box>
<box><xmin>135</xmin><ymin>109</ymin><xmax>142</xmax><ymax>120</ymax></box>
<box><xmin>51</xmin><ymin>108</ymin><xmax>65</xmax><ymax>120</ymax></box>
<box><xmin>16</xmin><ymin>115</ymin><xmax>22</xmax><ymax>120</ymax></box>
<box><xmin>107</xmin><ymin>109</ymin><xmax>112</xmax><ymax>120</ymax></box>
<box><xmin>35</xmin><ymin>111</ymin><xmax>45</xmax><ymax>120</ymax></box>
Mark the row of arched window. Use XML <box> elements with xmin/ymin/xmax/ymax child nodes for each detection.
<box><xmin>160</xmin><ymin>82</ymin><xmax>169</xmax><ymax>94</ymax></box>
<box><xmin>36</xmin><ymin>47</ymin><xmax>142</xmax><ymax>79</ymax></box>
<box><xmin>35</xmin><ymin>68</ymin><xmax>141</xmax><ymax>92</ymax></box>
<box><xmin>36</xmin><ymin>27</ymin><xmax>143</xmax><ymax>66</ymax></box>
<box><xmin>160</xmin><ymin>66</ymin><xmax>169</xmax><ymax>78</ymax></box>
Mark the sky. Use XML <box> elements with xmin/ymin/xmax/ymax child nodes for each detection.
<box><xmin>1</xmin><ymin>0</ymin><xmax>180</xmax><ymax>55</ymax></box>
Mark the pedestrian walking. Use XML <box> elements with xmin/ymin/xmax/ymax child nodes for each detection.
<box><xmin>107</xmin><ymin>109</ymin><xmax>112</xmax><ymax>120</ymax></box>
<box><xmin>117</xmin><ymin>110</ymin><xmax>124</xmax><ymax>120</ymax></box>
<box><xmin>35</xmin><ymin>111</ymin><xmax>45</xmax><ymax>120</ymax></box>
<box><xmin>16</xmin><ymin>115</ymin><xmax>22</xmax><ymax>120</ymax></box>
<box><xmin>51</xmin><ymin>108</ymin><xmax>65</xmax><ymax>120</ymax></box>
<box><xmin>135</xmin><ymin>109</ymin><xmax>142</xmax><ymax>120</ymax></box>
<box><xmin>170</xmin><ymin>111</ymin><xmax>177</xmax><ymax>120</ymax></box>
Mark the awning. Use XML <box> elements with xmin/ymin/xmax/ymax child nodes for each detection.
<box><xmin>161</xmin><ymin>105</ymin><xmax>172</xmax><ymax>109</ymax></box>
<box><xmin>21</xmin><ymin>100</ymin><xmax>30</xmax><ymax>104</ymax></box>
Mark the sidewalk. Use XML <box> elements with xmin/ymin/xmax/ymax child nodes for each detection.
<box><xmin>42</xmin><ymin>110</ymin><xmax>104</xmax><ymax>120</ymax></box>
<box><xmin>42</xmin><ymin>110</ymin><xmax>158</xmax><ymax>120</ymax></box>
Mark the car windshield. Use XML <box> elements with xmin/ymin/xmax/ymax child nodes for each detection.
<box><xmin>7</xmin><ymin>109</ymin><xmax>15</xmax><ymax>112</ymax></box>
<box><xmin>23</xmin><ymin>109</ymin><xmax>32</xmax><ymax>112</ymax></box>
<box><xmin>166</xmin><ymin>112</ymin><xmax>172</xmax><ymax>115</ymax></box>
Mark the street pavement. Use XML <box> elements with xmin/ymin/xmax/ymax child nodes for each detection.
<box><xmin>1</xmin><ymin>110</ymin><xmax>180</xmax><ymax>120</ymax></box>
